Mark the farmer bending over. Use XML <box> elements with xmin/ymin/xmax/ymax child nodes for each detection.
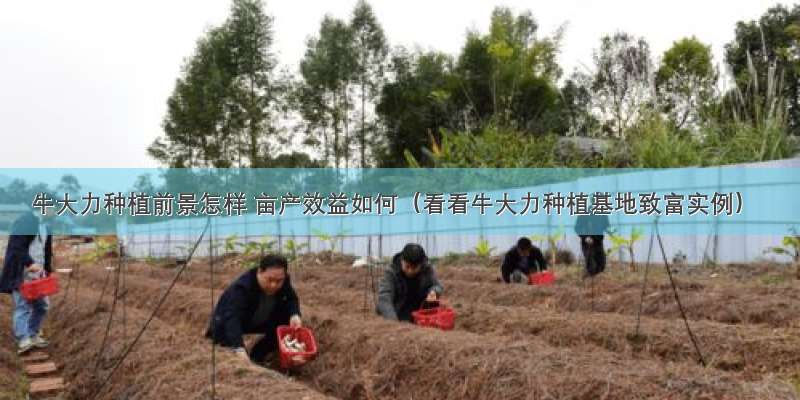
<box><xmin>206</xmin><ymin>254</ymin><xmax>304</xmax><ymax>365</ymax></box>
<box><xmin>376</xmin><ymin>243</ymin><xmax>444</xmax><ymax>322</ymax></box>
<box><xmin>501</xmin><ymin>237</ymin><xmax>548</xmax><ymax>284</ymax></box>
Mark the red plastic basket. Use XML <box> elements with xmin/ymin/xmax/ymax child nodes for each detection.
<box><xmin>411</xmin><ymin>304</ymin><xmax>456</xmax><ymax>331</ymax></box>
<box><xmin>20</xmin><ymin>275</ymin><xmax>59</xmax><ymax>301</ymax></box>
<box><xmin>276</xmin><ymin>326</ymin><xmax>318</xmax><ymax>369</ymax></box>
<box><xmin>529</xmin><ymin>270</ymin><xmax>555</xmax><ymax>286</ymax></box>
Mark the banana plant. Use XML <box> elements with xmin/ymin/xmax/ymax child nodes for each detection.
<box><xmin>80</xmin><ymin>237</ymin><xmax>118</xmax><ymax>264</ymax></box>
<box><xmin>764</xmin><ymin>227</ymin><xmax>800</xmax><ymax>278</ymax></box>
<box><xmin>242</xmin><ymin>236</ymin><xmax>277</xmax><ymax>258</ymax></box>
<box><xmin>312</xmin><ymin>229</ymin><xmax>335</xmax><ymax>252</ymax></box>
<box><xmin>474</xmin><ymin>238</ymin><xmax>495</xmax><ymax>258</ymax></box>
<box><xmin>312</xmin><ymin>229</ymin><xmax>349</xmax><ymax>253</ymax></box>
<box><xmin>606</xmin><ymin>227</ymin><xmax>644</xmax><ymax>272</ymax></box>
<box><xmin>224</xmin><ymin>234</ymin><xmax>242</xmax><ymax>255</ymax></box>
<box><xmin>283</xmin><ymin>239</ymin><xmax>309</xmax><ymax>263</ymax></box>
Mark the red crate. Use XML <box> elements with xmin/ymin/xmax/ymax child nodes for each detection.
<box><xmin>412</xmin><ymin>305</ymin><xmax>456</xmax><ymax>331</ymax></box>
<box><xmin>529</xmin><ymin>271</ymin><xmax>555</xmax><ymax>286</ymax></box>
<box><xmin>20</xmin><ymin>275</ymin><xmax>59</xmax><ymax>301</ymax></box>
<box><xmin>276</xmin><ymin>326</ymin><xmax>318</xmax><ymax>369</ymax></box>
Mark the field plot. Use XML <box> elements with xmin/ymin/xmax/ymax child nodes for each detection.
<box><xmin>2</xmin><ymin>252</ymin><xmax>799</xmax><ymax>399</ymax></box>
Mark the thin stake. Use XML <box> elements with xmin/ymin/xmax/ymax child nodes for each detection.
<box><xmin>95</xmin><ymin>257</ymin><xmax>121</xmax><ymax>373</ymax></box>
<box><xmin>634</xmin><ymin>225</ymin><xmax>656</xmax><ymax>338</ymax></box>
<box><xmin>89</xmin><ymin>218</ymin><xmax>211</xmax><ymax>400</ymax></box>
<box><xmin>655</xmin><ymin>221</ymin><xmax>706</xmax><ymax>367</ymax></box>
<box><xmin>209</xmin><ymin>219</ymin><xmax>216</xmax><ymax>400</ymax></box>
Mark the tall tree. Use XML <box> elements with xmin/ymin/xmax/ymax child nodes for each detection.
<box><xmin>148</xmin><ymin>0</ymin><xmax>287</xmax><ymax>168</ymax></box>
<box><xmin>656</xmin><ymin>37</ymin><xmax>718</xmax><ymax>130</ymax></box>
<box><xmin>149</xmin><ymin>26</ymin><xmax>232</xmax><ymax>167</ymax></box>
<box><xmin>375</xmin><ymin>49</ymin><xmax>455</xmax><ymax>167</ymax></box>
<box><xmin>725</xmin><ymin>4</ymin><xmax>800</xmax><ymax>134</ymax></box>
<box><xmin>559</xmin><ymin>76</ymin><xmax>599</xmax><ymax>136</ymax></box>
<box><xmin>299</xmin><ymin>16</ymin><xmax>356</xmax><ymax>168</ymax></box>
<box><xmin>56</xmin><ymin>174</ymin><xmax>82</xmax><ymax>195</ymax></box>
<box><xmin>374</xmin><ymin>7</ymin><xmax>565</xmax><ymax>166</ymax></box>
<box><xmin>226</xmin><ymin>0</ymin><xmax>285</xmax><ymax>167</ymax></box>
<box><xmin>350</xmin><ymin>0</ymin><xmax>388</xmax><ymax>167</ymax></box>
<box><xmin>453</xmin><ymin>7</ymin><xmax>563</xmax><ymax>134</ymax></box>
<box><xmin>589</xmin><ymin>32</ymin><xmax>654</xmax><ymax>139</ymax></box>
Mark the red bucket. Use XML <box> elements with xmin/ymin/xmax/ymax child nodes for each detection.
<box><xmin>20</xmin><ymin>275</ymin><xmax>59</xmax><ymax>301</ymax></box>
<box><xmin>412</xmin><ymin>303</ymin><xmax>456</xmax><ymax>331</ymax></box>
<box><xmin>276</xmin><ymin>326</ymin><xmax>318</xmax><ymax>369</ymax></box>
<box><xmin>529</xmin><ymin>271</ymin><xmax>555</xmax><ymax>286</ymax></box>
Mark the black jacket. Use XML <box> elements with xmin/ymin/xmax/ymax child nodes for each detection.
<box><xmin>205</xmin><ymin>268</ymin><xmax>300</xmax><ymax>349</ymax></box>
<box><xmin>0</xmin><ymin>212</ymin><xmax>52</xmax><ymax>294</ymax></box>
<box><xmin>376</xmin><ymin>252</ymin><xmax>444</xmax><ymax>321</ymax></box>
<box><xmin>501</xmin><ymin>245</ymin><xmax>547</xmax><ymax>283</ymax></box>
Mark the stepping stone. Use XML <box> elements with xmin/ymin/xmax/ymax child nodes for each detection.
<box><xmin>24</xmin><ymin>362</ymin><xmax>58</xmax><ymax>376</ymax></box>
<box><xmin>28</xmin><ymin>377</ymin><xmax>65</xmax><ymax>395</ymax></box>
<box><xmin>21</xmin><ymin>352</ymin><xmax>50</xmax><ymax>362</ymax></box>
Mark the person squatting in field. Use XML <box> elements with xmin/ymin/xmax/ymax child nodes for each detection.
<box><xmin>0</xmin><ymin>207</ymin><xmax>55</xmax><ymax>355</ymax></box>
<box><xmin>575</xmin><ymin>212</ymin><xmax>611</xmax><ymax>277</ymax></box>
<box><xmin>500</xmin><ymin>237</ymin><xmax>548</xmax><ymax>284</ymax></box>
<box><xmin>376</xmin><ymin>243</ymin><xmax>444</xmax><ymax>322</ymax></box>
<box><xmin>206</xmin><ymin>254</ymin><xmax>304</xmax><ymax>366</ymax></box>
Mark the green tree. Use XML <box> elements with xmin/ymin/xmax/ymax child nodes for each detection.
<box><xmin>725</xmin><ymin>4</ymin><xmax>800</xmax><ymax>134</ymax></box>
<box><xmin>299</xmin><ymin>16</ymin><xmax>357</xmax><ymax>168</ymax></box>
<box><xmin>375</xmin><ymin>7</ymin><xmax>565</xmax><ymax>166</ymax></box>
<box><xmin>375</xmin><ymin>49</ymin><xmax>455</xmax><ymax>167</ymax></box>
<box><xmin>454</xmin><ymin>8</ymin><xmax>563</xmax><ymax>134</ymax></box>
<box><xmin>350</xmin><ymin>0</ymin><xmax>388</xmax><ymax>167</ymax></box>
<box><xmin>558</xmin><ymin>76</ymin><xmax>599</xmax><ymax>136</ymax></box>
<box><xmin>132</xmin><ymin>174</ymin><xmax>157</xmax><ymax>194</ymax></box>
<box><xmin>148</xmin><ymin>0</ymin><xmax>288</xmax><ymax>168</ymax></box>
<box><xmin>56</xmin><ymin>174</ymin><xmax>81</xmax><ymax>195</ymax></box>
<box><xmin>148</xmin><ymin>26</ymin><xmax>232</xmax><ymax>167</ymax></box>
<box><xmin>226</xmin><ymin>0</ymin><xmax>287</xmax><ymax>167</ymax></box>
<box><xmin>588</xmin><ymin>32</ymin><xmax>654</xmax><ymax>139</ymax></box>
<box><xmin>656</xmin><ymin>37</ymin><xmax>717</xmax><ymax>130</ymax></box>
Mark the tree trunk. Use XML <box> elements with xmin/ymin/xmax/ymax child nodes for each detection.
<box><xmin>250</xmin><ymin>126</ymin><xmax>258</xmax><ymax>167</ymax></box>
<box><xmin>332</xmin><ymin>90</ymin><xmax>340</xmax><ymax>169</ymax></box>
<box><xmin>323</xmin><ymin>125</ymin><xmax>330</xmax><ymax>167</ymax></box>
<box><xmin>361</xmin><ymin>78</ymin><xmax>367</xmax><ymax>168</ymax></box>
<box><xmin>343</xmin><ymin>84</ymin><xmax>350</xmax><ymax>169</ymax></box>
<box><xmin>249</xmin><ymin>73</ymin><xmax>258</xmax><ymax>167</ymax></box>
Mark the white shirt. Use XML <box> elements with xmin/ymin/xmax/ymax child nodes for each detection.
<box><xmin>28</xmin><ymin>218</ymin><xmax>48</xmax><ymax>267</ymax></box>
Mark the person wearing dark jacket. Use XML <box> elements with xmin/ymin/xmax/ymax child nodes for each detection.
<box><xmin>0</xmin><ymin>209</ymin><xmax>54</xmax><ymax>355</ymax></box>
<box><xmin>575</xmin><ymin>212</ymin><xmax>611</xmax><ymax>277</ymax></box>
<box><xmin>501</xmin><ymin>237</ymin><xmax>548</xmax><ymax>284</ymax></box>
<box><xmin>205</xmin><ymin>254</ymin><xmax>303</xmax><ymax>365</ymax></box>
<box><xmin>376</xmin><ymin>244</ymin><xmax>444</xmax><ymax>322</ymax></box>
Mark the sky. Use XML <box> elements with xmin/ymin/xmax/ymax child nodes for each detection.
<box><xmin>0</xmin><ymin>0</ymin><xmax>786</xmax><ymax>168</ymax></box>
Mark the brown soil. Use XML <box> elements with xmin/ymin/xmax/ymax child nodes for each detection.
<box><xmin>51</xmin><ymin>261</ymin><xmax>800</xmax><ymax>399</ymax></box>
